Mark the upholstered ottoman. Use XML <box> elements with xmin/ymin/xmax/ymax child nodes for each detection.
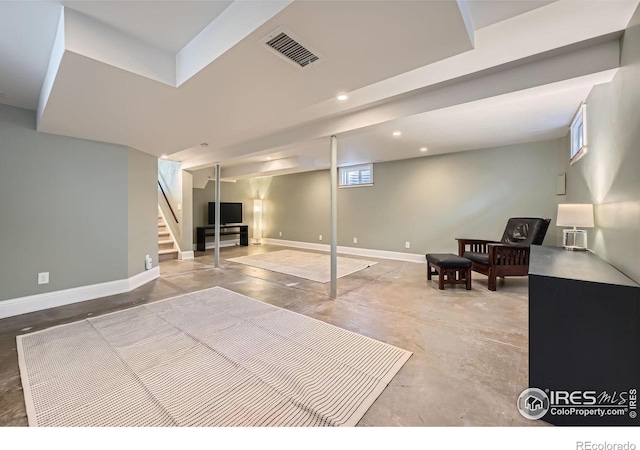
<box><xmin>425</xmin><ymin>253</ymin><xmax>472</xmax><ymax>290</ymax></box>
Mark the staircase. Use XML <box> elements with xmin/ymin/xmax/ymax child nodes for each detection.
<box><xmin>158</xmin><ymin>212</ymin><xmax>178</xmax><ymax>261</ymax></box>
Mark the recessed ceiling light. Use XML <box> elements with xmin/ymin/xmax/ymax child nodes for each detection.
<box><xmin>392</xmin><ymin>131</ymin><xmax>402</xmax><ymax>137</ymax></box>
<box><xmin>200</xmin><ymin>142</ymin><xmax>209</xmax><ymax>147</ymax></box>
<box><xmin>420</xmin><ymin>147</ymin><xmax>428</xmax><ymax>152</ymax></box>
<box><xmin>266</xmin><ymin>157</ymin><xmax>272</xmax><ymax>161</ymax></box>
<box><xmin>336</xmin><ymin>94</ymin><xmax>349</xmax><ymax>101</ymax></box>
<box><xmin>161</xmin><ymin>154</ymin><xmax>168</xmax><ymax>159</ymax></box>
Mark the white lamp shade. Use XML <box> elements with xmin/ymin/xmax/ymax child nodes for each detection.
<box><xmin>556</xmin><ymin>204</ymin><xmax>594</xmax><ymax>228</ymax></box>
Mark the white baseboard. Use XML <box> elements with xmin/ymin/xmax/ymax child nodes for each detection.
<box><xmin>0</xmin><ymin>266</ymin><xmax>161</xmax><ymax>320</ymax></box>
<box><xmin>128</xmin><ymin>266</ymin><xmax>161</xmax><ymax>290</ymax></box>
<box><xmin>262</xmin><ymin>238</ymin><xmax>426</xmax><ymax>263</ymax></box>
<box><xmin>179</xmin><ymin>251</ymin><xmax>194</xmax><ymax>260</ymax></box>
<box><xmin>193</xmin><ymin>240</ymin><xmax>240</xmax><ymax>251</ymax></box>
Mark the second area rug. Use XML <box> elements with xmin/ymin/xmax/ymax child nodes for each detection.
<box><xmin>227</xmin><ymin>249</ymin><xmax>377</xmax><ymax>283</ymax></box>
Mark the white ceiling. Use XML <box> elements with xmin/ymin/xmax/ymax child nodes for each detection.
<box><xmin>465</xmin><ymin>0</ymin><xmax>555</xmax><ymax>29</ymax></box>
<box><xmin>218</xmin><ymin>69</ymin><xmax>616</xmax><ymax>178</ymax></box>
<box><xmin>0</xmin><ymin>1</ymin><xmax>62</xmax><ymax>109</ymax></box>
<box><xmin>37</xmin><ymin>0</ymin><xmax>474</xmax><ymax>154</ymax></box>
<box><xmin>61</xmin><ymin>1</ymin><xmax>233</xmax><ymax>53</ymax></box>
<box><xmin>1</xmin><ymin>0</ymin><xmax>639</xmax><ymax>181</ymax></box>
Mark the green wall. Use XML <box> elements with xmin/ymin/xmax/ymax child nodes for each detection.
<box><xmin>127</xmin><ymin>148</ymin><xmax>159</xmax><ymax>277</ymax></box>
<box><xmin>0</xmin><ymin>104</ymin><xmax>157</xmax><ymax>302</ymax></box>
<box><xmin>192</xmin><ymin>179</ymin><xmax>255</xmax><ymax>244</ymax></box>
<box><xmin>263</xmin><ymin>139</ymin><xmax>560</xmax><ymax>255</ymax></box>
<box><xmin>561</xmin><ymin>7</ymin><xmax>640</xmax><ymax>283</ymax></box>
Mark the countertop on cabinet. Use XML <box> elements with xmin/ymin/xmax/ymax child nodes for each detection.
<box><xmin>529</xmin><ymin>245</ymin><xmax>638</xmax><ymax>287</ymax></box>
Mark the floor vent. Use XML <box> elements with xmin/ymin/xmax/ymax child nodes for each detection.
<box><xmin>262</xmin><ymin>27</ymin><xmax>322</xmax><ymax>69</ymax></box>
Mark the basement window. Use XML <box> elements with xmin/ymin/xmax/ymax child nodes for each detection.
<box><xmin>570</xmin><ymin>102</ymin><xmax>587</xmax><ymax>165</ymax></box>
<box><xmin>339</xmin><ymin>164</ymin><xmax>373</xmax><ymax>188</ymax></box>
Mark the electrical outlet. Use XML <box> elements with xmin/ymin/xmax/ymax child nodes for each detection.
<box><xmin>319</xmin><ymin>234</ymin><xmax>323</xmax><ymax>241</ymax></box>
<box><xmin>405</xmin><ymin>241</ymin><xmax>410</xmax><ymax>249</ymax></box>
<box><xmin>279</xmin><ymin>231</ymin><xmax>282</xmax><ymax>237</ymax></box>
<box><xmin>38</xmin><ymin>272</ymin><xmax>49</xmax><ymax>285</ymax></box>
<box><xmin>353</xmin><ymin>237</ymin><xmax>358</xmax><ymax>244</ymax></box>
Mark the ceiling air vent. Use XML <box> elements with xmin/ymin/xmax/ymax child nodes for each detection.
<box><xmin>261</xmin><ymin>27</ymin><xmax>322</xmax><ymax>69</ymax></box>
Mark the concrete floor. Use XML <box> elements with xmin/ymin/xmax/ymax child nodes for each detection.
<box><xmin>0</xmin><ymin>244</ymin><xmax>541</xmax><ymax>426</ymax></box>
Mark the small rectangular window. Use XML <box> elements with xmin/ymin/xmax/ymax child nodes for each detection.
<box><xmin>570</xmin><ymin>103</ymin><xmax>587</xmax><ymax>164</ymax></box>
<box><xmin>339</xmin><ymin>164</ymin><xmax>373</xmax><ymax>187</ymax></box>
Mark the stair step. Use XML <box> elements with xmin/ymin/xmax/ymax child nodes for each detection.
<box><xmin>159</xmin><ymin>249</ymin><xmax>178</xmax><ymax>255</ymax></box>
<box><xmin>158</xmin><ymin>231</ymin><xmax>170</xmax><ymax>237</ymax></box>
<box><xmin>158</xmin><ymin>239</ymin><xmax>173</xmax><ymax>245</ymax></box>
<box><xmin>159</xmin><ymin>251</ymin><xmax>178</xmax><ymax>262</ymax></box>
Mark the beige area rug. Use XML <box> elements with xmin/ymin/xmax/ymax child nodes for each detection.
<box><xmin>17</xmin><ymin>287</ymin><xmax>411</xmax><ymax>427</ymax></box>
<box><xmin>226</xmin><ymin>249</ymin><xmax>377</xmax><ymax>283</ymax></box>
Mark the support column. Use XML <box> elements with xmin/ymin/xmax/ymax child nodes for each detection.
<box><xmin>214</xmin><ymin>164</ymin><xmax>221</xmax><ymax>268</ymax></box>
<box><xmin>330</xmin><ymin>135</ymin><xmax>338</xmax><ymax>299</ymax></box>
<box><xmin>180</xmin><ymin>169</ymin><xmax>193</xmax><ymax>257</ymax></box>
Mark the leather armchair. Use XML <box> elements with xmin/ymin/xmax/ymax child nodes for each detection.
<box><xmin>456</xmin><ymin>218</ymin><xmax>551</xmax><ymax>291</ymax></box>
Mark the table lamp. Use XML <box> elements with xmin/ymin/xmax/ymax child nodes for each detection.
<box><xmin>556</xmin><ymin>203</ymin><xmax>594</xmax><ymax>251</ymax></box>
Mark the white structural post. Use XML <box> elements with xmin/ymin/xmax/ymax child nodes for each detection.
<box><xmin>330</xmin><ymin>135</ymin><xmax>338</xmax><ymax>299</ymax></box>
<box><xmin>214</xmin><ymin>164</ymin><xmax>221</xmax><ymax>268</ymax></box>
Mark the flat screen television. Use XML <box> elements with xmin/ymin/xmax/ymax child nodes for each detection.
<box><xmin>208</xmin><ymin>202</ymin><xmax>243</xmax><ymax>225</ymax></box>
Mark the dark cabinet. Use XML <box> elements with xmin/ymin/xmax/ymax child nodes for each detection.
<box><xmin>529</xmin><ymin>246</ymin><xmax>640</xmax><ymax>426</ymax></box>
<box><xmin>196</xmin><ymin>225</ymin><xmax>249</xmax><ymax>251</ymax></box>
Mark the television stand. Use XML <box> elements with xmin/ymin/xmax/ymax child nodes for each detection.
<box><xmin>196</xmin><ymin>224</ymin><xmax>249</xmax><ymax>251</ymax></box>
